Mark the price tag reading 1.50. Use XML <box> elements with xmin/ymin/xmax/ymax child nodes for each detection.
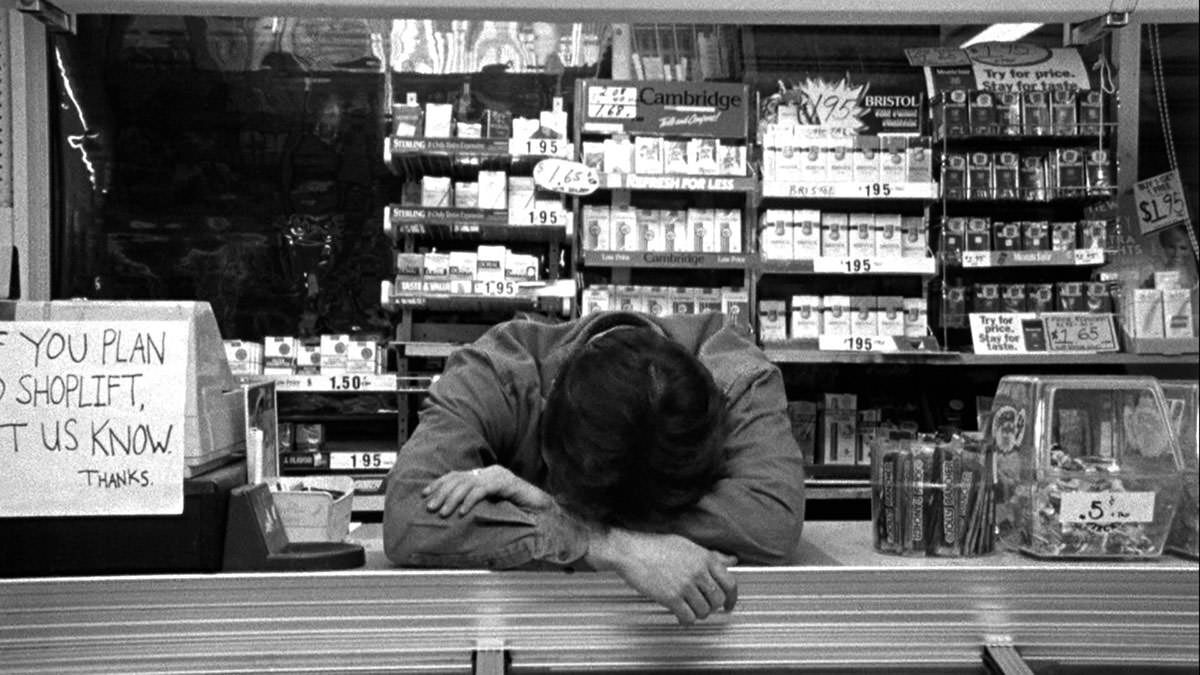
<box><xmin>329</xmin><ymin>375</ymin><xmax>368</xmax><ymax>391</ymax></box>
<box><xmin>330</xmin><ymin>452</ymin><xmax>397</xmax><ymax>471</ymax></box>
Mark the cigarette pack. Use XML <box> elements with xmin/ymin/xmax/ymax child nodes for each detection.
<box><xmin>448</xmin><ymin>251</ymin><xmax>476</xmax><ymax>293</ymax></box>
<box><xmin>484</xmin><ymin>109</ymin><xmax>512</xmax><ymax>139</ymax></box>
<box><xmin>583</xmin><ymin>205</ymin><xmax>611</xmax><ymax>251</ymax></box>
<box><xmin>1053</xmin><ymin>148</ymin><xmax>1085</xmax><ymax>199</ymax></box>
<box><xmin>901</xmin><ymin>216</ymin><xmax>928</xmax><ymax>259</ymax></box>
<box><xmin>1050</xmin><ymin>89</ymin><xmax>1078</xmax><ymax>135</ymax></box>
<box><xmin>421</xmin><ymin>176</ymin><xmax>452</xmax><ymax>207</ymax></box>
<box><xmin>822</xmin><ymin>295</ymin><xmax>852</xmax><ymax>338</ymax></box>
<box><xmin>939</xmin><ymin>90</ymin><xmax>969</xmax><ymax>137</ymax></box>
<box><xmin>994</xmin><ymin>222</ymin><xmax>1021</xmax><ymax>252</ymax></box>
<box><xmin>696</xmin><ymin>287</ymin><xmax>723</xmax><ymax>314</ymax></box>
<box><xmin>771</xmin><ymin>146</ymin><xmax>797</xmax><ymax>182</ymax></box>
<box><xmin>688</xmin><ymin>138</ymin><xmax>719</xmax><ymax>174</ymax></box>
<box><xmin>1162</xmin><ymin>288</ymin><xmax>1195</xmax><ymax>338</ymax></box>
<box><xmin>634</xmin><ymin>136</ymin><xmax>663</xmax><ymax>174</ymax></box>
<box><xmin>1079</xmin><ymin>220</ymin><xmax>1108</xmax><ymax>250</ymax></box>
<box><xmin>603</xmin><ymin>137</ymin><xmax>635</xmax><ymax>174</ymax></box>
<box><xmin>475</xmin><ymin>245</ymin><xmax>507</xmax><ymax>282</ymax></box>
<box><xmin>878</xmin><ymin>296</ymin><xmax>906</xmax><ymax>337</ymax></box>
<box><xmin>1132</xmin><ymin>289</ymin><xmax>1166</xmax><ymax>337</ymax></box>
<box><xmin>662</xmin><ymin>210</ymin><xmax>687</xmax><ymax>252</ymax></box>
<box><xmin>721</xmin><ymin>288</ymin><xmax>751</xmax><ymax>332</ymax></box>
<box><xmin>644</xmin><ymin>287</ymin><xmax>670</xmax><ymax>317</ymax></box>
<box><xmin>346</xmin><ymin>340</ymin><xmax>379</xmax><ymax>375</ymax></box>
<box><xmin>942</xmin><ymin>154</ymin><xmax>967</xmax><ymax>200</ymax></box>
<box><xmin>853</xmin><ymin>140</ymin><xmax>882</xmax><ymax>183</ymax></box>
<box><xmin>1056</xmin><ymin>282</ymin><xmax>1085</xmax><ymax>311</ymax></box>
<box><xmin>793</xmin><ymin>209</ymin><xmax>822</xmax><ymax>260</ymax></box>
<box><xmin>395</xmin><ymin>252</ymin><xmax>425</xmax><ymax>292</ymax></box>
<box><xmin>904</xmin><ymin>297</ymin><xmax>928</xmax><ymax>337</ymax></box>
<box><xmin>1022</xmin><ymin>90</ymin><xmax>1051</xmax><ymax>136</ymax></box>
<box><xmin>223</xmin><ymin>340</ymin><xmax>262</xmax><ymax>375</ymax></box>
<box><xmin>718</xmin><ymin>143</ymin><xmax>747</xmax><ymax>176</ymax></box>
<box><xmin>581</xmin><ymin>142</ymin><xmax>605</xmax><ymax>171</ymax></box>
<box><xmin>539</xmin><ymin>109</ymin><xmax>568</xmax><ymax>139</ymax></box>
<box><xmin>994</xmin><ymin>151</ymin><xmax>1019</xmax><ymax>200</ymax></box>
<box><xmin>507</xmin><ymin>176</ymin><xmax>536</xmax><ymax>212</ymax></box>
<box><xmin>615</xmin><ymin>286</ymin><xmax>645</xmax><ymax>313</ymax></box>
<box><xmin>858</xmin><ymin>409</ymin><xmax>883</xmax><ymax>464</ymax></box>
<box><xmin>478</xmin><ymin>171</ymin><xmax>507</xmax><ymax>210</ymax></box>
<box><xmin>688</xmin><ymin>208</ymin><xmax>717</xmax><ymax>253</ymax></box>
<box><xmin>968</xmin><ymin>151</ymin><xmax>993</xmax><ymax>200</ymax></box>
<box><xmin>827</xmin><ymin>146</ymin><xmax>854</xmax><ymax>183</ymax></box>
<box><xmin>582</xmin><ymin>286</ymin><xmax>611</xmax><ymax>316</ymax></box>
<box><xmin>667</xmin><ymin>287</ymin><xmax>695</xmax><ymax>315</ymax></box>
<box><xmin>453</xmin><ymin>181</ymin><xmax>479</xmax><ymax>209</ymax></box>
<box><xmin>456</xmin><ymin>122</ymin><xmax>482</xmax><ymax>139</ymax></box>
<box><xmin>663</xmin><ymin>140</ymin><xmax>690</xmax><ymax>174</ymax></box>
<box><xmin>907</xmin><ymin>142</ymin><xmax>933</xmax><ymax>183</ymax></box>
<box><xmin>875</xmin><ymin>213</ymin><xmax>903</xmax><ymax>259</ymax></box>
<box><xmin>974</xmin><ymin>283</ymin><xmax>1002</xmax><ymax>313</ymax></box>
<box><xmin>319</xmin><ymin>334</ymin><xmax>351</xmax><ymax>374</ymax></box>
<box><xmin>966</xmin><ymin>218</ymin><xmax>991</xmax><ymax>251</ymax></box>
<box><xmin>1002</xmin><ymin>284</ymin><xmax>1028</xmax><ymax>313</ymax></box>
<box><xmin>851</xmin><ymin>296</ymin><xmax>879</xmax><ymax>336</ymax></box>
<box><xmin>1023</xmin><ymin>221</ymin><xmax>1051</xmax><ymax>251</ymax></box>
<box><xmin>295</xmin><ymin>343</ymin><xmax>321</xmax><ymax>375</ymax></box>
<box><xmin>716</xmin><ymin>209</ymin><xmax>742</xmax><ymax>253</ymax></box>
<box><xmin>1028</xmin><ymin>283</ymin><xmax>1054</xmax><ymax>313</ymax></box>
<box><xmin>880</xmin><ymin>143</ymin><xmax>908</xmax><ymax>184</ymax></box>
<box><xmin>821</xmin><ymin>212</ymin><xmax>850</xmax><ymax>257</ymax></box>
<box><xmin>263</xmin><ymin>336</ymin><xmax>296</xmax><ymax>375</ymax></box>
<box><xmin>995</xmin><ymin>92</ymin><xmax>1022</xmax><ymax>135</ymax></box>
<box><xmin>1019</xmin><ymin>155</ymin><xmax>1048</xmax><ymax>202</ymax></box>
<box><xmin>790</xmin><ymin>295</ymin><xmax>822</xmax><ymax>339</ymax></box>
<box><xmin>638</xmin><ymin>209</ymin><xmax>664</xmax><ymax>252</ymax></box>
<box><xmin>799</xmin><ymin>146</ymin><xmax>827</xmax><ymax>182</ymax></box>
<box><xmin>849</xmin><ymin>213</ymin><xmax>877</xmax><ymax>258</ymax></box>
<box><xmin>422</xmin><ymin>252</ymin><xmax>451</xmax><ymax>293</ymax></box>
<box><xmin>423</xmin><ymin>103</ymin><xmax>453</xmax><ymax>138</ymax></box>
<box><xmin>1086</xmin><ymin>282</ymin><xmax>1113</xmax><ymax>313</ymax></box>
<box><xmin>392</xmin><ymin>103</ymin><xmax>423</xmax><ymax>137</ymax></box>
<box><xmin>941</xmin><ymin>217</ymin><xmax>967</xmax><ymax>261</ymax></box>
<box><xmin>1086</xmin><ymin>149</ymin><xmax>1113</xmax><ymax>195</ymax></box>
<box><xmin>1051</xmin><ymin>222</ymin><xmax>1077</xmax><ymax>251</ymax></box>
<box><xmin>969</xmin><ymin>90</ymin><xmax>996</xmax><ymax>135</ymax></box>
<box><xmin>1078</xmin><ymin>90</ymin><xmax>1104</xmax><ymax>136</ymax></box>
<box><xmin>611</xmin><ymin>205</ymin><xmax>638</xmax><ymax>252</ymax></box>
<box><xmin>758</xmin><ymin>300</ymin><xmax>789</xmax><ymax>342</ymax></box>
<box><xmin>942</xmin><ymin>285</ymin><xmax>967</xmax><ymax>328</ymax></box>
<box><xmin>512</xmin><ymin>116</ymin><xmax>540</xmax><ymax>140</ymax></box>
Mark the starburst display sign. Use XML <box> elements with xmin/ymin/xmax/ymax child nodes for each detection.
<box><xmin>761</xmin><ymin>75</ymin><xmax>925</xmax><ymax>136</ymax></box>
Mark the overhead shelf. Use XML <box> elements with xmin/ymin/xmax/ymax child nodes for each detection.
<box><xmin>765</xmin><ymin>348</ymin><xmax>1199</xmax><ymax>367</ymax></box>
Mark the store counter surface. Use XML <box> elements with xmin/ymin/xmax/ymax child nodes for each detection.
<box><xmin>2</xmin><ymin>521</ymin><xmax>1197</xmax><ymax>674</ymax></box>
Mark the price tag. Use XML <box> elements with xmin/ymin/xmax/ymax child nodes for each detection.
<box><xmin>861</xmin><ymin>183</ymin><xmax>894</xmax><ymax>198</ymax></box>
<box><xmin>1044</xmin><ymin>313</ymin><xmax>1118</xmax><ymax>352</ymax></box>
<box><xmin>818</xmin><ymin>335</ymin><xmax>897</xmax><ymax>352</ymax></box>
<box><xmin>961</xmin><ymin>251</ymin><xmax>991</xmax><ymax>268</ymax></box>
<box><xmin>587</xmin><ymin>103</ymin><xmax>636</xmax><ymax>119</ymax></box>
<box><xmin>1134</xmin><ymin>170</ymin><xmax>1190</xmax><ymax>235</ymax></box>
<box><xmin>533</xmin><ymin>158</ymin><xmax>600</xmax><ymax>196</ymax></box>
<box><xmin>813</xmin><ymin>257</ymin><xmax>875</xmax><ymax>274</ymax></box>
<box><xmin>1060</xmin><ymin>491</ymin><xmax>1155</xmax><ymax>524</ymax></box>
<box><xmin>275</xmin><ymin>374</ymin><xmax>396</xmax><ymax>392</ymax></box>
<box><xmin>509</xmin><ymin>209</ymin><xmax>568</xmax><ymax>227</ymax></box>
<box><xmin>588</xmin><ymin>85</ymin><xmax>637</xmax><ymax>105</ymax></box>
<box><xmin>474</xmin><ymin>280</ymin><xmax>519</xmax><ymax>297</ymax></box>
<box><xmin>508</xmin><ymin>138</ymin><xmax>572</xmax><ymax>158</ymax></box>
<box><xmin>1073</xmin><ymin>247</ymin><xmax>1105</xmax><ymax>265</ymax></box>
<box><xmin>330</xmin><ymin>452</ymin><xmax>397</xmax><ymax>471</ymax></box>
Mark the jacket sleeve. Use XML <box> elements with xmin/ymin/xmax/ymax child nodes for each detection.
<box><xmin>382</xmin><ymin>331</ymin><xmax>589</xmax><ymax>569</ymax></box>
<box><xmin>670</xmin><ymin>364</ymin><xmax>806</xmax><ymax>564</ymax></box>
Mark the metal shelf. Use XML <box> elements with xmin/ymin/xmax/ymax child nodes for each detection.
<box><xmin>581</xmin><ymin>249</ymin><xmax>751</xmax><ymax>269</ymax></box>
<box><xmin>766</xmin><ymin>349</ymin><xmax>1198</xmax><ymax>367</ymax></box>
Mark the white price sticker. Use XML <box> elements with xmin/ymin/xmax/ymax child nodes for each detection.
<box><xmin>508</xmin><ymin>138</ymin><xmax>571</xmax><ymax>158</ymax></box>
<box><xmin>1073</xmin><ymin>247</ymin><xmax>1105</xmax><ymax>265</ymax></box>
<box><xmin>533</xmin><ymin>158</ymin><xmax>600</xmax><ymax>196</ymax></box>
<box><xmin>961</xmin><ymin>251</ymin><xmax>991</xmax><ymax>268</ymax></box>
<box><xmin>509</xmin><ymin>209</ymin><xmax>569</xmax><ymax>227</ymax></box>
<box><xmin>818</xmin><ymin>335</ymin><xmax>897</xmax><ymax>352</ymax></box>
<box><xmin>1060</xmin><ymin>491</ymin><xmax>1155</xmax><ymax>525</ymax></box>
<box><xmin>588</xmin><ymin>85</ymin><xmax>637</xmax><ymax>105</ymax></box>
<box><xmin>330</xmin><ymin>452</ymin><xmax>397</xmax><ymax>471</ymax></box>
<box><xmin>814</xmin><ymin>257</ymin><xmax>875</xmax><ymax>274</ymax></box>
<box><xmin>861</xmin><ymin>183</ymin><xmax>894</xmax><ymax>198</ymax></box>
<box><xmin>475</xmin><ymin>280</ymin><xmax>519</xmax><ymax>297</ymax></box>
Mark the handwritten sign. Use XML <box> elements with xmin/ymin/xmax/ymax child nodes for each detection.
<box><xmin>1044</xmin><ymin>313</ymin><xmax>1119</xmax><ymax>352</ymax></box>
<box><xmin>970</xmin><ymin>313</ymin><xmax>1037</xmax><ymax>353</ymax></box>
<box><xmin>1134</xmin><ymin>170</ymin><xmax>1190</xmax><ymax>235</ymax></box>
<box><xmin>0</xmin><ymin>321</ymin><xmax>188</xmax><ymax>516</ymax></box>
<box><xmin>533</xmin><ymin>159</ymin><xmax>600</xmax><ymax>196</ymax></box>
<box><xmin>1060</xmin><ymin>492</ymin><xmax>1155</xmax><ymax>524</ymax></box>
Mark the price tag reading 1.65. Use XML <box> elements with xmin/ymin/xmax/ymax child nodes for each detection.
<box><xmin>533</xmin><ymin>159</ymin><xmax>600</xmax><ymax>196</ymax></box>
<box><xmin>330</xmin><ymin>452</ymin><xmax>397</xmax><ymax>471</ymax></box>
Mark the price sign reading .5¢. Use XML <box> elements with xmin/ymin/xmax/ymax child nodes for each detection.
<box><xmin>1060</xmin><ymin>491</ymin><xmax>1155</xmax><ymax>525</ymax></box>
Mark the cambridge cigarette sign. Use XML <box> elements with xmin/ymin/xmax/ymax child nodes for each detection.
<box><xmin>579</xmin><ymin>80</ymin><xmax>750</xmax><ymax>138</ymax></box>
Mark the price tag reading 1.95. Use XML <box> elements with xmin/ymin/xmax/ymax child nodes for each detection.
<box><xmin>862</xmin><ymin>183</ymin><xmax>893</xmax><ymax>198</ymax></box>
<box><xmin>818</xmin><ymin>335</ymin><xmax>897</xmax><ymax>353</ymax></box>
<box><xmin>330</xmin><ymin>452</ymin><xmax>397</xmax><ymax>471</ymax></box>
<box><xmin>508</xmin><ymin>138</ymin><xmax>570</xmax><ymax>158</ymax></box>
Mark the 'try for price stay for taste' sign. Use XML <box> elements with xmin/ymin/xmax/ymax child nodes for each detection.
<box><xmin>0</xmin><ymin>321</ymin><xmax>188</xmax><ymax>516</ymax></box>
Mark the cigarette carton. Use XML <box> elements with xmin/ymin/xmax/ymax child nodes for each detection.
<box><xmin>392</xmin><ymin>102</ymin><xmax>422</xmax><ymax>137</ymax></box>
<box><xmin>789</xmin><ymin>295</ymin><xmax>822</xmax><ymax>339</ymax></box>
<box><xmin>603</xmin><ymin>137</ymin><xmax>634</xmax><ymax>174</ymax></box>
<box><xmin>638</xmin><ymin>209</ymin><xmax>664</xmax><ymax>252</ymax></box>
<box><xmin>614</xmin><ymin>285</ymin><xmax>644</xmax><ymax>313</ymax></box>
<box><xmin>969</xmin><ymin>90</ymin><xmax>996</xmax><ymax>135</ymax></box>
<box><xmin>1019</xmin><ymin>155</ymin><xmax>1048</xmax><ymax>202</ymax></box>
<box><xmin>716</xmin><ymin>209</ymin><xmax>742</xmax><ymax>253</ymax></box>
<box><xmin>1079</xmin><ymin>220</ymin><xmax>1107</xmax><ymax>250</ymax></box>
<box><xmin>1050</xmin><ymin>89</ymin><xmax>1078</xmax><ymax>135</ymax></box>
<box><xmin>1057</xmin><ymin>282</ymin><xmax>1085</xmax><ymax>311</ymax></box>
<box><xmin>721</xmin><ymin>288</ymin><xmax>751</xmax><ymax>332</ymax></box>
<box><xmin>453</xmin><ymin>181</ymin><xmax>479</xmax><ymax>209</ymax></box>
<box><xmin>263</xmin><ymin>336</ymin><xmax>296</xmax><ymax>375</ymax></box>
<box><xmin>1132</xmin><ymin>289</ymin><xmax>1166</xmax><ymax>338</ymax></box>
<box><xmin>821</xmin><ymin>212</ymin><xmax>849</xmax><ymax>257</ymax></box>
<box><xmin>1027</xmin><ymin>283</ymin><xmax>1054</xmax><ymax>313</ymax></box>
<box><xmin>759</xmin><ymin>300</ymin><xmax>789</xmax><ymax>342</ymax></box>
<box><xmin>475</xmin><ymin>245</ymin><xmax>507</xmax><ymax>282</ymax></box>
<box><xmin>823</xmin><ymin>410</ymin><xmax>859</xmax><ymax>465</ymax></box>
<box><xmin>688</xmin><ymin>208</ymin><xmax>717</xmax><ymax>253</ymax></box>
<box><xmin>968</xmin><ymin>151</ymin><xmax>993</xmax><ymax>200</ymax></box>
<box><xmin>478</xmin><ymin>171</ymin><xmax>507</xmax><ymax>210</ymax></box>
<box><xmin>223</xmin><ymin>340</ymin><xmax>262</xmax><ymax>375</ymax></box>
<box><xmin>849</xmin><ymin>213</ymin><xmax>877</xmax><ymax>258</ymax></box>
<box><xmin>1162</xmin><ymin>288</ymin><xmax>1195</xmax><ymax>338</ymax></box>
<box><xmin>799</xmin><ymin>146</ymin><xmax>827</xmax><ymax>182</ymax></box>
<box><xmin>992</xmin><ymin>222</ymin><xmax>1020</xmax><ymax>252</ymax></box>
<box><xmin>346</xmin><ymin>340</ymin><xmax>378</xmax><ymax>375</ymax></box>
<box><xmin>507</xmin><ymin>176</ymin><xmax>536</xmax><ymax>212</ymax></box>
<box><xmin>582</xmin><ymin>286</ymin><xmax>611</xmax><ymax>316</ymax></box>
<box><xmin>634</xmin><ymin>136</ymin><xmax>664</xmax><ymax>174</ymax></box>
<box><xmin>1022</xmin><ymin>90</ymin><xmax>1051</xmax><ymax>136</ymax></box>
<box><xmin>995</xmin><ymin>92</ymin><xmax>1022</xmax><ymax>135</ymax></box>
<box><xmin>793</xmin><ymin>209</ymin><xmax>822</xmax><ymax>260</ymax></box>
<box><xmin>1022</xmin><ymin>221</ymin><xmax>1050</xmax><ymax>251</ymax></box>
<box><xmin>422</xmin><ymin>252</ymin><xmax>451</xmax><ymax>293</ymax></box>
<box><xmin>942</xmin><ymin>285</ymin><xmax>967</xmax><ymax>328</ymax></box>
<box><xmin>880</xmin><ymin>141</ymin><xmax>907</xmax><ymax>184</ymax></box>
<box><xmin>611</xmin><ymin>205</ymin><xmax>639</xmax><ymax>252</ymax></box>
<box><xmin>456</xmin><ymin>122</ymin><xmax>482</xmax><ymax>139</ymax></box>
<box><xmin>1002</xmin><ymin>284</ymin><xmax>1028</xmax><ymax>313</ymax></box>
<box><xmin>688</xmin><ymin>138</ymin><xmax>719</xmax><ymax>175</ymax></box>
<box><xmin>671</xmin><ymin>287</ymin><xmax>698</xmax><ymax>315</ymax></box>
<box><xmin>1078</xmin><ymin>90</ymin><xmax>1104</xmax><ymax>136</ymax></box>
<box><xmin>1051</xmin><ymin>222</ymin><xmax>1077</xmax><ymax>251</ymax></box>
<box><xmin>938</xmin><ymin>90</ymin><xmax>969</xmax><ymax>137</ymax></box>
<box><xmin>875</xmin><ymin>213</ymin><xmax>903</xmax><ymax>259</ymax></box>
<box><xmin>942</xmin><ymin>154</ymin><xmax>967</xmax><ymax>200</ymax></box>
<box><xmin>423</xmin><ymin>103</ymin><xmax>453</xmax><ymax>137</ymax></box>
<box><xmin>1086</xmin><ymin>149</ymin><xmax>1113</xmax><ymax>195</ymax></box>
<box><xmin>582</xmin><ymin>205</ymin><xmax>611</xmax><ymax>251</ymax></box>
<box><xmin>904</xmin><ymin>297</ymin><xmax>928</xmax><ymax>337</ymax></box>
<box><xmin>662</xmin><ymin>209</ymin><xmax>686</xmax><ymax>252</ymax></box>
<box><xmin>878</xmin><ymin>296</ymin><xmax>906</xmax><ymax>337</ymax></box>
<box><xmin>853</xmin><ymin>139</ymin><xmax>881</xmax><ymax>183</ymax></box>
<box><xmin>974</xmin><ymin>283</ymin><xmax>1002</xmax><ymax>313</ymax></box>
<box><xmin>901</xmin><ymin>216</ymin><xmax>928</xmax><ymax>259</ymax></box>
<box><xmin>644</xmin><ymin>287</ymin><xmax>670</xmax><ymax>317</ymax></box>
<box><xmin>663</xmin><ymin>140</ymin><xmax>690</xmax><ymax>175</ymax></box>
<box><xmin>295</xmin><ymin>343</ymin><xmax>321</xmax><ymax>375</ymax></box>
<box><xmin>994</xmin><ymin>151</ymin><xmax>1019</xmax><ymax>200</ymax></box>
<box><xmin>581</xmin><ymin>142</ymin><xmax>605</xmax><ymax>171</ymax></box>
<box><xmin>822</xmin><ymin>294</ymin><xmax>852</xmax><ymax>338</ymax></box>
<box><xmin>421</xmin><ymin>176</ymin><xmax>452</xmax><ymax>207</ymax></box>
<box><xmin>966</xmin><ymin>218</ymin><xmax>991</xmax><ymax>251</ymax></box>
<box><xmin>1086</xmin><ymin>282</ymin><xmax>1113</xmax><ymax>313</ymax></box>
<box><xmin>941</xmin><ymin>217</ymin><xmax>967</xmax><ymax>261</ymax></box>
<box><xmin>906</xmin><ymin>141</ymin><xmax>933</xmax><ymax>184</ymax></box>
<box><xmin>851</xmin><ymin>295</ymin><xmax>879</xmax><ymax>336</ymax></box>
<box><xmin>484</xmin><ymin>109</ymin><xmax>512</xmax><ymax>139</ymax></box>
<box><xmin>696</xmin><ymin>287</ymin><xmax>723</xmax><ymax>314</ymax></box>
<box><xmin>1053</xmin><ymin>148</ymin><xmax>1085</xmax><ymax>199</ymax></box>
<box><xmin>395</xmin><ymin>252</ymin><xmax>425</xmax><ymax>292</ymax></box>
<box><xmin>448</xmin><ymin>251</ymin><xmax>476</xmax><ymax>293</ymax></box>
<box><xmin>717</xmin><ymin>142</ymin><xmax>747</xmax><ymax>176</ymax></box>
<box><xmin>827</xmin><ymin>146</ymin><xmax>854</xmax><ymax>183</ymax></box>
<box><xmin>319</xmin><ymin>334</ymin><xmax>351</xmax><ymax>374</ymax></box>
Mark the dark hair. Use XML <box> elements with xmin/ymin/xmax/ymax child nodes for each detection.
<box><xmin>542</xmin><ymin>326</ymin><xmax>729</xmax><ymax>528</ymax></box>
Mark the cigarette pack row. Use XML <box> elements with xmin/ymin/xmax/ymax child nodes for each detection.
<box><xmin>763</xmin><ymin>136</ymin><xmax>932</xmax><ymax>185</ymax></box>
<box><xmin>580</xmin><ymin>137</ymin><xmax>747</xmax><ymax>176</ymax></box>
<box><xmin>225</xmin><ymin>336</ymin><xmax>384</xmax><ymax>376</ymax></box>
<box><xmin>393</xmin><ymin>247</ymin><xmax>540</xmax><ymax>294</ymax></box>
<box><xmin>940</xmin><ymin>282</ymin><xmax>1114</xmax><ymax>328</ymax></box>
<box><xmin>942</xmin><ymin>148</ymin><xmax>1112</xmax><ymax>201</ymax></box>
<box><xmin>581</xmin><ymin>285</ymin><xmax>749</xmax><ymax>326</ymax></box>
<box><xmin>941</xmin><ymin>217</ymin><xmax>1108</xmax><ymax>258</ymax></box>
<box><xmin>392</xmin><ymin>101</ymin><xmax>567</xmax><ymax>140</ymax></box>
<box><xmin>758</xmin><ymin>296</ymin><xmax>928</xmax><ymax>341</ymax></box>
<box><xmin>760</xmin><ymin>210</ymin><xmax>928</xmax><ymax>260</ymax></box>
<box><xmin>415</xmin><ymin>174</ymin><xmax>560</xmax><ymax>212</ymax></box>
<box><xmin>935</xmin><ymin>88</ymin><xmax>1106</xmax><ymax>138</ymax></box>
<box><xmin>582</xmin><ymin>205</ymin><xmax>742</xmax><ymax>253</ymax></box>
<box><xmin>1119</xmin><ymin>287</ymin><xmax>1196</xmax><ymax>339</ymax></box>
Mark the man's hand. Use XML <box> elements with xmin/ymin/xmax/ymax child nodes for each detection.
<box><xmin>586</xmin><ymin>528</ymin><xmax>738</xmax><ymax>625</ymax></box>
<box><xmin>422</xmin><ymin>465</ymin><xmax>555</xmax><ymax>517</ymax></box>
